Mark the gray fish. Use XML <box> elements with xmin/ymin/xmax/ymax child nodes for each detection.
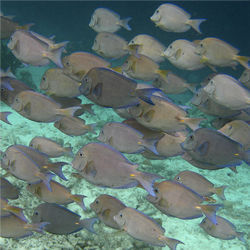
<box><xmin>0</xmin><ymin>214</ymin><xmax>47</xmax><ymax>238</ymax></box>
<box><xmin>0</xmin><ymin>111</ymin><xmax>12</xmax><ymax>125</ymax></box>
<box><xmin>97</xmin><ymin>122</ymin><xmax>158</xmax><ymax>154</ymax></box>
<box><xmin>200</xmin><ymin>215</ymin><xmax>245</xmax><ymax>242</ymax></box>
<box><xmin>29</xmin><ymin>136</ymin><xmax>73</xmax><ymax>158</ymax></box>
<box><xmin>79</xmin><ymin>67</ymin><xmax>156</xmax><ymax>108</ymax></box>
<box><xmin>181</xmin><ymin>128</ymin><xmax>250</xmax><ymax>168</ymax></box>
<box><xmin>114</xmin><ymin>207</ymin><xmax>183</xmax><ymax>249</ymax></box>
<box><xmin>174</xmin><ymin>170</ymin><xmax>227</xmax><ymax>200</ymax></box>
<box><xmin>54</xmin><ymin>116</ymin><xmax>96</xmax><ymax>136</ymax></box>
<box><xmin>71</xmin><ymin>142</ymin><xmax>162</xmax><ymax>197</ymax></box>
<box><xmin>0</xmin><ymin>177</ymin><xmax>19</xmax><ymax>199</ymax></box>
<box><xmin>146</xmin><ymin>180</ymin><xmax>222</xmax><ymax>224</ymax></box>
<box><xmin>90</xmin><ymin>194</ymin><xmax>126</xmax><ymax>229</ymax></box>
<box><xmin>32</xmin><ymin>203</ymin><xmax>98</xmax><ymax>235</ymax></box>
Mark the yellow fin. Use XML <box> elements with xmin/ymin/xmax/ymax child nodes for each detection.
<box><xmin>111</xmin><ymin>66</ymin><xmax>123</xmax><ymax>73</ymax></box>
<box><xmin>200</xmin><ymin>55</ymin><xmax>208</xmax><ymax>63</ymax></box>
<box><xmin>234</xmin><ymin>55</ymin><xmax>250</xmax><ymax>69</ymax></box>
<box><xmin>174</xmin><ymin>48</ymin><xmax>182</xmax><ymax>60</ymax></box>
<box><xmin>156</xmin><ymin>69</ymin><xmax>169</xmax><ymax>79</ymax></box>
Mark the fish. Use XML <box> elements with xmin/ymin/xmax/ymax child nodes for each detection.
<box><xmin>0</xmin><ymin>177</ymin><xmax>20</xmax><ymax>200</ymax></box>
<box><xmin>32</xmin><ymin>203</ymin><xmax>98</xmax><ymax>235</ymax></box>
<box><xmin>71</xmin><ymin>142</ymin><xmax>162</xmax><ymax>197</ymax></box>
<box><xmin>121</xmin><ymin>54</ymin><xmax>168</xmax><ymax>81</ymax></box>
<box><xmin>27</xmin><ymin>180</ymin><xmax>86</xmax><ymax>210</ymax></box>
<box><xmin>79</xmin><ymin>67</ymin><xmax>158</xmax><ymax>108</ymax></box>
<box><xmin>62</xmin><ymin>52</ymin><xmax>110</xmax><ymax>81</ymax></box>
<box><xmin>219</xmin><ymin>120</ymin><xmax>250</xmax><ymax>150</ymax></box>
<box><xmin>195</xmin><ymin>37</ymin><xmax>250</xmax><ymax>69</ymax></box>
<box><xmin>128</xmin><ymin>34</ymin><xmax>166</xmax><ymax>63</ymax></box>
<box><xmin>92</xmin><ymin>32</ymin><xmax>128</xmax><ymax>59</ymax></box>
<box><xmin>0</xmin><ymin>214</ymin><xmax>47</xmax><ymax>238</ymax></box>
<box><xmin>239</xmin><ymin>69</ymin><xmax>250</xmax><ymax>89</ymax></box>
<box><xmin>7</xmin><ymin>30</ymin><xmax>67</xmax><ymax>67</ymax></box>
<box><xmin>200</xmin><ymin>215</ymin><xmax>245</xmax><ymax>242</ymax></box>
<box><xmin>146</xmin><ymin>180</ymin><xmax>222</xmax><ymax>224</ymax></box>
<box><xmin>174</xmin><ymin>170</ymin><xmax>227</xmax><ymax>200</ymax></box>
<box><xmin>0</xmin><ymin>13</ymin><xmax>33</xmax><ymax>39</ymax></box>
<box><xmin>128</xmin><ymin>95</ymin><xmax>204</xmax><ymax>133</ymax></box>
<box><xmin>181</xmin><ymin>128</ymin><xmax>250</xmax><ymax>168</ymax></box>
<box><xmin>0</xmin><ymin>111</ymin><xmax>12</xmax><ymax>124</ymax></box>
<box><xmin>0</xmin><ymin>67</ymin><xmax>16</xmax><ymax>78</ymax></box>
<box><xmin>153</xmin><ymin>72</ymin><xmax>196</xmax><ymax>94</ymax></box>
<box><xmin>97</xmin><ymin>122</ymin><xmax>158</xmax><ymax>154</ymax></box>
<box><xmin>54</xmin><ymin>116</ymin><xmax>96</xmax><ymax>136</ymax></box>
<box><xmin>0</xmin><ymin>198</ymin><xmax>27</xmax><ymax>222</ymax></box>
<box><xmin>150</xmin><ymin>3</ymin><xmax>206</xmax><ymax>33</ymax></box>
<box><xmin>89</xmin><ymin>8</ymin><xmax>132</xmax><ymax>33</ymax></box>
<box><xmin>29</xmin><ymin>136</ymin><xmax>73</xmax><ymax>158</ymax></box>
<box><xmin>114</xmin><ymin>207</ymin><xmax>183</xmax><ymax>248</ymax></box>
<box><xmin>164</xmin><ymin>39</ymin><xmax>205</xmax><ymax>70</ymax></box>
<box><xmin>2</xmin><ymin>145</ymin><xmax>55</xmax><ymax>191</ymax></box>
<box><xmin>90</xmin><ymin>194</ymin><xmax>126</xmax><ymax>229</ymax></box>
<box><xmin>203</xmin><ymin>74</ymin><xmax>250</xmax><ymax>110</ymax></box>
<box><xmin>40</xmin><ymin>68</ymin><xmax>81</xmax><ymax>98</ymax></box>
<box><xmin>11</xmin><ymin>90</ymin><xmax>80</xmax><ymax>122</ymax></box>
<box><xmin>14</xmin><ymin>144</ymin><xmax>68</xmax><ymax>181</ymax></box>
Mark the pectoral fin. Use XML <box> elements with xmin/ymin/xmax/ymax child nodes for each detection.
<box><xmin>84</xmin><ymin>160</ymin><xmax>97</xmax><ymax>177</ymax></box>
<box><xmin>93</xmin><ymin>82</ymin><xmax>102</xmax><ymax>99</ymax></box>
<box><xmin>143</xmin><ymin>110</ymin><xmax>155</xmax><ymax>122</ymax></box>
<box><xmin>197</xmin><ymin>141</ymin><xmax>209</xmax><ymax>155</ymax></box>
<box><xmin>23</xmin><ymin>102</ymin><xmax>31</xmax><ymax>115</ymax></box>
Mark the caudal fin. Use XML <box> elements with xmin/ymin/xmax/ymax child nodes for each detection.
<box><xmin>178</xmin><ymin>116</ymin><xmax>205</xmax><ymax>131</ymax></box>
<box><xmin>37</xmin><ymin>172</ymin><xmax>55</xmax><ymax>192</ymax></box>
<box><xmin>70</xmin><ymin>194</ymin><xmax>87</xmax><ymax>211</ymax></box>
<box><xmin>1</xmin><ymin>111</ymin><xmax>12</xmax><ymax>125</ymax></box>
<box><xmin>142</xmin><ymin>138</ymin><xmax>159</xmax><ymax>155</ymax></box>
<box><xmin>56</xmin><ymin>106</ymin><xmax>81</xmax><ymax>118</ymax></box>
<box><xmin>213</xmin><ymin>185</ymin><xmax>227</xmax><ymax>200</ymax></box>
<box><xmin>187</xmin><ymin>19</ymin><xmax>206</xmax><ymax>34</ymax></box>
<box><xmin>162</xmin><ymin>236</ymin><xmax>184</xmax><ymax>250</ymax></box>
<box><xmin>47</xmin><ymin>162</ymin><xmax>68</xmax><ymax>181</ymax></box>
<box><xmin>5</xmin><ymin>205</ymin><xmax>27</xmax><ymax>222</ymax></box>
<box><xmin>235</xmin><ymin>55</ymin><xmax>250</xmax><ymax>69</ymax></box>
<box><xmin>120</xmin><ymin>17</ymin><xmax>132</xmax><ymax>31</ymax></box>
<box><xmin>45</xmin><ymin>46</ymin><xmax>66</xmax><ymax>68</ymax></box>
<box><xmin>80</xmin><ymin>217</ymin><xmax>99</xmax><ymax>234</ymax></box>
<box><xmin>25</xmin><ymin>222</ymin><xmax>49</xmax><ymax>234</ymax></box>
<box><xmin>199</xmin><ymin>204</ymin><xmax>222</xmax><ymax>225</ymax></box>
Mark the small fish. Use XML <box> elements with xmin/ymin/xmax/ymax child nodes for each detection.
<box><xmin>219</xmin><ymin>120</ymin><xmax>250</xmax><ymax>150</ymax></box>
<box><xmin>121</xmin><ymin>54</ymin><xmax>168</xmax><ymax>81</ymax></box>
<box><xmin>89</xmin><ymin>8</ymin><xmax>132</xmax><ymax>33</ymax></box>
<box><xmin>79</xmin><ymin>67</ymin><xmax>158</xmax><ymax>108</ymax></box>
<box><xmin>164</xmin><ymin>39</ymin><xmax>204</xmax><ymax>70</ymax></box>
<box><xmin>71</xmin><ymin>142</ymin><xmax>162</xmax><ymax>197</ymax></box>
<box><xmin>195</xmin><ymin>37</ymin><xmax>250</xmax><ymax>69</ymax></box>
<box><xmin>239</xmin><ymin>69</ymin><xmax>250</xmax><ymax>89</ymax></box>
<box><xmin>150</xmin><ymin>3</ymin><xmax>206</xmax><ymax>33</ymax></box>
<box><xmin>200</xmin><ymin>215</ymin><xmax>245</xmax><ymax>242</ymax></box>
<box><xmin>32</xmin><ymin>203</ymin><xmax>98</xmax><ymax>235</ymax></box>
<box><xmin>174</xmin><ymin>170</ymin><xmax>227</xmax><ymax>200</ymax></box>
<box><xmin>62</xmin><ymin>52</ymin><xmax>110</xmax><ymax>81</ymax></box>
<box><xmin>146</xmin><ymin>180</ymin><xmax>222</xmax><ymax>224</ymax></box>
<box><xmin>7</xmin><ymin>30</ymin><xmax>67</xmax><ymax>67</ymax></box>
<box><xmin>0</xmin><ymin>214</ymin><xmax>47</xmax><ymax>238</ymax></box>
<box><xmin>29</xmin><ymin>136</ymin><xmax>73</xmax><ymax>158</ymax></box>
<box><xmin>0</xmin><ymin>177</ymin><xmax>20</xmax><ymax>200</ymax></box>
<box><xmin>128</xmin><ymin>34</ymin><xmax>166</xmax><ymax>63</ymax></box>
<box><xmin>90</xmin><ymin>194</ymin><xmax>126</xmax><ymax>229</ymax></box>
<box><xmin>97</xmin><ymin>122</ymin><xmax>158</xmax><ymax>154</ymax></box>
<box><xmin>114</xmin><ymin>207</ymin><xmax>184</xmax><ymax>248</ymax></box>
<box><xmin>92</xmin><ymin>32</ymin><xmax>128</xmax><ymax>59</ymax></box>
<box><xmin>181</xmin><ymin>128</ymin><xmax>250</xmax><ymax>168</ymax></box>
<box><xmin>0</xmin><ymin>111</ymin><xmax>12</xmax><ymax>124</ymax></box>
<box><xmin>12</xmin><ymin>90</ymin><xmax>80</xmax><ymax>123</ymax></box>
<box><xmin>54</xmin><ymin>116</ymin><xmax>96</xmax><ymax>136</ymax></box>
<box><xmin>40</xmin><ymin>68</ymin><xmax>81</xmax><ymax>98</ymax></box>
<box><xmin>27</xmin><ymin>180</ymin><xmax>86</xmax><ymax>210</ymax></box>
<box><xmin>203</xmin><ymin>74</ymin><xmax>250</xmax><ymax>110</ymax></box>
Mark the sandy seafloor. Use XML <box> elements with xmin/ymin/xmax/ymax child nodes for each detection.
<box><xmin>1</xmin><ymin>1</ymin><xmax>250</xmax><ymax>250</ymax></box>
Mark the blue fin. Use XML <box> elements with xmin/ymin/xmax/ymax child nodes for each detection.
<box><xmin>136</xmin><ymin>88</ymin><xmax>162</xmax><ymax>105</ymax></box>
<box><xmin>197</xmin><ymin>142</ymin><xmax>209</xmax><ymax>155</ymax></box>
<box><xmin>200</xmin><ymin>204</ymin><xmax>223</xmax><ymax>225</ymax></box>
<box><xmin>143</xmin><ymin>138</ymin><xmax>159</xmax><ymax>155</ymax></box>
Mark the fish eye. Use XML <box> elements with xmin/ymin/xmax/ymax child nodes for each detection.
<box><xmin>34</xmin><ymin>211</ymin><xmax>39</xmax><ymax>216</ymax></box>
<box><xmin>84</xmin><ymin>77</ymin><xmax>89</xmax><ymax>83</ymax></box>
<box><xmin>190</xmin><ymin>135</ymin><xmax>194</xmax><ymax>140</ymax></box>
<box><xmin>228</xmin><ymin>125</ymin><xmax>232</xmax><ymax>130</ymax></box>
<box><xmin>154</xmin><ymin>188</ymin><xmax>158</xmax><ymax>193</ymax></box>
<box><xmin>169</xmin><ymin>45</ymin><xmax>172</xmax><ymax>49</ymax></box>
<box><xmin>131</xmin><ymin>40</ymin><xmax>134</xmax><ymax>44</ymax></box>
<box><xmin>156</xmin><ymin>10</ymin><xmax>159</xmax><ymax>13</ymax></box>
<box><xmin>79</xmin><ymin>152</ymin><xmax>83</xmax><ymax>157</ymax></box>
<box><xmin>95</xmin><ymin>200</ymin><xmax>99</xmax><ymax>204</ymax></box>
<box><xmin>119</xmin><ymin>213</ymin><xmax>123</xmax><ymax>218</ymax></box>
<box><xmin>42</xmin><ymin>76</ymin><xmax>46</xmax><ymax>81</ymax></box>
<box><xmin>66</xmin><ymin>61</ymin><xmax>70</xmax><ymax>66</ymax></box>
<box><xmin>176</xmin><ymin>176</ymin><xmax>181</xmax><ymax>181</ymax></box>
<box><xmin>200</xmin><ymin>43</ymin><xmax>203</xmax><ymax>47</ymax></box>
<box><xmin>10</xmin><ymin>37</ymin><xmax>12</xmax><ymax>41</ymax></box>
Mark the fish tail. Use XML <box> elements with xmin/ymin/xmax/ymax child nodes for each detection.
<box><xmin>235</xmin><ymin>55</ymin><xmax>250</xmax><ymax>69</ymax></box>
<box><xmin>87</xmin><ymin>123</ymin><xmax>97</xmax><ymax>134</ymax></box>
<box><xmin>131</xmin><ymin>171</ymin><xmax>163</xmax><ymax>197</ymax></box>
<box><xmin>17</xmin><ymin>23</ymin><xmax>34</xmax><ymax>31</ymax></box>
<box><xmin>64</xmin><ymin>147</ymin><xmax>74</xmax><ymax>157</ymax></box>
<box><xmin>70</xmin><ymin>194</ymin><xmax>87</xmax><ymax>211</ymax></box>
<box><xmin>213</xmin><ymin>185</ymin><xmax>227</xmax><ymax>200</ymax></box>
<box><xmin>136</xmin><ymin>87</ymin><xmax>162</xmax><ymax>105</ymax></box>
<box><xmin>162</xmin><ymin>236</ymin><xmax>184</xmax><ymax>250</ymax></box>
<box><xmin>57</xmin><ymin>106</ymin><xmax>81</xmax><ymax>118</ymax></box>
<box><xmin>142</xmin><ymin>138</ymin><xmax>159</xmax><ymax>155</ymax></box>
<box><xmin>111</xmin><ymin>66</ymin><xmax>123</xmax><ymax>73</ymax></box>
<box><xmin>198</xmin><ymin>204</ymin><xmax>223</xmax><ymax>225</ymax></box>
<box><xmin>49</xmin><ymin>41</ymin><xmax>69</xmax><ymax>51</ymax></box>
<box><xmin>6</xmin><ymin>205</ymin><xmax>27</xmax><ymax>222</ymax></box>
<box><xmin>37</xmin><ymin>172</ymin><xmax>55</xmax><ymax>192</ymax></box>
<box><xmin>236</xmin><ymin>232</ymin><xmax>245</xmax><ymax>243</ymax></box>
<box><xmin>1</xmin><ymin>112</ymin><xmax>12</xmax><ymax>125</ymax></box>
<box><xmin>47</xmin><ymin>162</ymin><xmax>68</xmax><ymax>180</ymax></box>
<box><xmin>178</xmin><ymin>116</ymin><xmax>205</xmax><ymax>131</ymax></box>
<box><xmin>242</xmin><ymin>149</ymin><xmax>250</xmax><ymax>165</ymax></box>
<box><xmin>156</xmin><ymin>69</ymin><xmax>169</xmax><ymax>79</ymax></box>
<box><xmin>25</xmin><ymin>222</ymin><xmax>49</xmax><ymax>234</ymax></box>
<box><xmin>80</xmin><ymin>217</ymin><xmax>99</xmax><ymax>234</ymax></box>
<box><xmin>45</xmin><ymin>45</ymin><xmax>66</xmax><ymax>68</ymax></box>
<box><xmin>120</xmin><ymin>17</ymin><xmax>132</xmax><ymax>31</ymax></box>
<box><xmin>187</xmin><ymin>19</ymin><xmax>206</xmax><ymax>34</ymax></box>
<box><xmin>80</xmin><ymin>103</ymin><xmax>95</xmax><ymax>115</ymax></box>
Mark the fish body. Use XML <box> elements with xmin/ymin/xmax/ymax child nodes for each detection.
<box><xmin>90</xmin><ymin>194</ymin><xmax>126</xmax><ymax>229</ymax></box>
<box><xmin>89</xmin><ymin>8</ymin><xmax>131</xmax><ymax>33</ymax></box>
<box><xmin>239</xmin><ymin>69</ymin><xmax>250</xmax><ymax>89</ymax></box>
<box><xmin>0</xmin><ymin>177</ymin><xmax>20</xmax><ymax>200</ymax></box>
<box><xmin>150</xmin><ymin>3</ymin><xmax>206</xmax><ymax>33</ymax></box>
